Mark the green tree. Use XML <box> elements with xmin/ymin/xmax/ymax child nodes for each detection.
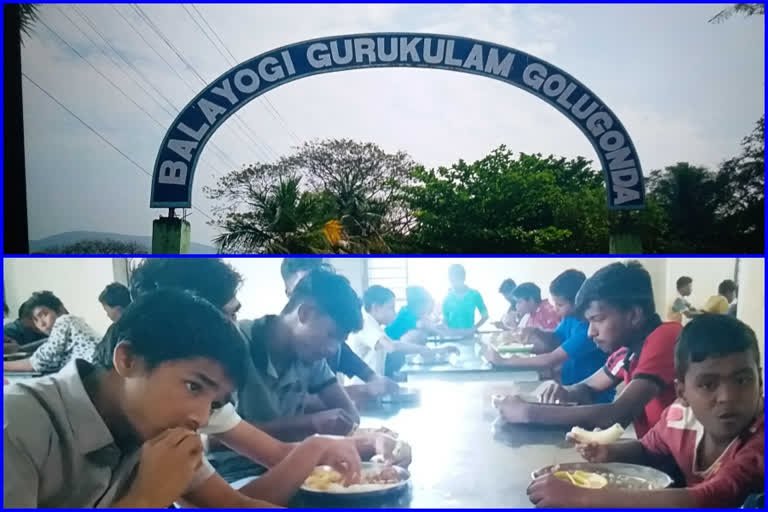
<box><xmin>34</xmin><ymin>239</ymin><xmax>149</xmax><ymax>254</ymax></box>
<box><xmin>399</xmin><ymin>147</ymin><xmax>614</xmax><ymax>253</ymax></box>
<box><xmin>714</xmin><ymin>116</ymin><xmax>764</xmax><ymax>252</ymax></box>
<box><xmin>205</xmin><ymin>139</ymin><xmax>416</xmax><ymax>254</ymax></box>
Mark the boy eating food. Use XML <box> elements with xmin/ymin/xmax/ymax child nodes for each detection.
<box><xmin>4</xmin><ymin>289</ymin><xmax>273</xmax><ymax>508</ymax></box>
<box><xmin>527</xmin><ymin>314</ymin><xmax>764</xmax><ymax>508</ymax></box>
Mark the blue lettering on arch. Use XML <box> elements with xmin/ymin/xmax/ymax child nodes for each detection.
<box><xmin>151</xmin><ymin>33</ymin><xmax>644</xmax><ymax>210</ymax></box>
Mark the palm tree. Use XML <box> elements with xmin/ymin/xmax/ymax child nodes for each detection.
<box><xmin>17</xmin><ymin>4</ymin><xmax>40</xmax><ymax>44</ymax></box>
<box><xmin>214</xmin><ymin>177</ymin><xmax>335</xmax><ymax>254</ymax></box>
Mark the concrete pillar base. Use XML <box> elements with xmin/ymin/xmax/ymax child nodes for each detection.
<box><xmin>152</xmin><ymin>217</ymin><xmax>190</xmax><ymax>254</ymax></box>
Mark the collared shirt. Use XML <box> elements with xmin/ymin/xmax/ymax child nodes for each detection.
<box><xmin>206</xmin><ymin>316</ymin><xmax>336</xmax><ymax>480</ymax></box>
<box><xmin>640</xmin><ymin>401</ymin><xmax>764</xmax><ymax>508</ymax></box>
<box><xmin>347</xmin><ymin>309</ymin><xmax>388</xmax><ymax>380</ymax></box>
<box><xmin>603</xmin><ymin>319</ymin><xmax>682</xmax><ymax>437</ymax></box>
<box><xmin>29</xmin><ymin>314</ymin><xmax>100</xmax><ymax>373</ymax></box>
<box><xmin>442</xmin><ymin>288</ymin><xmax>487</xmax><ymax>329</ymax></box>
<box><xmin>3</xmin><ymin>360</ymin><xmax>213</xmax><ymax>507</ymax></box>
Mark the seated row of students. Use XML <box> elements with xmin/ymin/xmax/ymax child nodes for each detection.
<box><xmin>4</xmin><ymin>259</ymin><xmax>413</xmax><ymax>508</ymax></box>
<box><xmin>668</xmin><ymin>276</ymin><xmax>739</xmax><ymax>322</ymax></box>
<box><xmin>484</xmin><ymin>261</ymin><xmax>762</xmax><ymax>507</ymax></box>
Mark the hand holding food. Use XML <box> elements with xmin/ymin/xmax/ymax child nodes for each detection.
<box><xmin>371</xmin><ymin>434</ymin><xmax>412</xmax><ymax>468</ymax></box>
<box><xmin>567</xmin><ymin>423</ymin><xmax>624</xmax><ymax>445</ymax></box>
<box><xmin>314</xmin><ymin>437</ymin><xmax>362</xmax><ymax>485</ymax></box>
<box><xmin>127</xmin><ymin>428</ymin><xmax>203</xmax><ymax>507</ymax></box>
<box><xmin>573</xmin><ymin>441</ymin><xmax>611</xmax><ymax>463</ymax></box>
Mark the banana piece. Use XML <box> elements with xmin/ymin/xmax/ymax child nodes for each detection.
<box><xmin>553</xmin><ymin>470</ymin><xmax>608</xmax><ymax>489</ymax></box>
<box><xmin>568</xmin><ymin>423</ymin><xmax>624</xmax><ymax>444</ymax></box>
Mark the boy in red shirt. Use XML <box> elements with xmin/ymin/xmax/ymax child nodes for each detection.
<box><xmin>528</xmin><ymin>314</ymin><xmax>764</xmax><ymax>508</ymax></box>
<box><xmin>496</xmin><ymin>261</ymin><xmax>681</xmax><ymax>437</ymax></box>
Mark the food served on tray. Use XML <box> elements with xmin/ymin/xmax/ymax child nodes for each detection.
<box><xmin>534</xmin><ymin>463</ymin><xmax>673</xmax><ymax>491</ymax></box>
<box><xmin>567</xmin><ymin>423</ymin><xmax>624</xmax><ymax>444</ymax></box>
<box><xmin>553</xmin><ymin>470</ymin><xmax>608</xmax><ymax>489</ymax></box>
<box><xmin>303</xmin><ymin>465</ymin><xmax>403</xmax><ymax>493</ymax></box>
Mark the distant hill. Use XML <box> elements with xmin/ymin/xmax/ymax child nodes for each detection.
<box><xmin>30</xmin><ymin>231</ymin><xmax>217</xmax><ymax>254</ymax></box>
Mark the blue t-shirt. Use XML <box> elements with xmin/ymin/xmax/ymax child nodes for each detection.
<box><xmin>385</xmin><ymin>306</ymin><xmax>419</xmax><ymax>340</ymax></box>
<box><xmin>556</xmin><ymin>316</ymin><xmax>614</xmax><ymax>404</ymax></box>
<box><xmin>442</xmin><ymin>288</ymin><xmax>487</xmax><ymax>329</ymax></box>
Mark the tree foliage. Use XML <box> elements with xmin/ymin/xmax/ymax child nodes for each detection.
<box><xmin>34</xmin><ymin>239</ymin><xmax>149</xmax><ymax>254</ymax></box>
<box><xmin>205</xmin><ymin>139</ymin><xmax>416</xmax><ymax>253</ymax></box>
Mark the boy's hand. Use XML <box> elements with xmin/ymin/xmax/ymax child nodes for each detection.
<box><xmin>366</xmin><ymin>376</ymin><xmax>399</xmax><ymax>396</ymax></box>
<box><xmin>310</xmin><ymin>408</ymin><xmax>357</xmax><ymax>436</ymax></box>
<box><xmin>527</xmin><ymin>474</ymin><xmax>588</xmax><ymax>507</ymax></box>
<box><xmin>537</xmin><ymin>381</ymin><xmax>569</xmax><ymax>404</ymax></box>
<box><xmin>567</xmin><ymin>435</ymin><xmax>611</xmax><ymax>463</ymax></box>
<box><xmin>493</xmin><ymin>394</ymin><xmax>530</xmax><ymax>423</ymax></box>
<box><xmin>128</xmin><ymin>428</ymin><xmax>203</xmax><ymax>507</ymax></box>
<box><xmin>372</xmin><ymin>434</ymin><xmax>412</xmax><ymax>468</ymax></box>
<box><xmin>483</xmin><ymin>346</ymin><xmax>504</xmax><ymax>365</ymax></box>
<box><xmin>313</xmin><ymin>437</ymin><xmax>362</xmax><ymax>485</ymax></box>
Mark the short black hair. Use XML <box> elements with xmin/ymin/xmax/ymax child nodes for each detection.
<box><xmin>363</xmin><ymin>285</ymin><xmax>395</xmax><ymax>312</ymax></box>
<box><xmin>3</xmin><ymin>302</ymin><xmax>8</xmax><ymax>317</ymax></box>
<box><xmin>283</xmin><ymin>269</ymin><xmax>363</xmax><ymax>334</ymax></box>
<box><xmin>448</xmin><ymin>264</ymin><xmax>466</xmax><ymax>280</ymax></box>
<box><xmin>512</xmin><ymin>283</ymin><xmax>541</xmax><ymax>303</ymax></box>
<box><xmin>499</xmin><ymin>279</ymin><xmax>517</xmax><ymax>295</ymax></box>
<box><xmin>718</xmin><ymin>279</ymin><xmax>738</xmax><ymax>296</ymax></box>
<box><xmin>676</xmin><ymin>276</ymin><xmax>692</xmax><ymax>291</ymax></box>
<box><xmin>405</xmin><ymin>286</ymin><xmax>433</xmax><ymax>312</ymax></box>
<box><xmin>102</xmin><ymin>289</ymin><xmax>247</xmax><ymax>388</ymax></box>
<box><xmin>17</xmin><ymin>298</ymin><xmax>34</xmax><ymax>320</ymax></box>
<box><xmin>575</xmin><ymin>261</ymin><xmax>655</xmax><ymax>317</ymax></box>
<box><xmin>25</xmin><ymin>291</ymin><xmax>66</xmax><ymax>315</ymax></box>
<box><xmin>280</xmin><ymin>258</ymin><xmax>331</xmax><ymax>280</ymax></box>
<box><xmin>130</xmin><ymin>258</ymin><xmax>242</xmax><ymax>309</ymax></box>
<box><xmin>675</xmin><ymin>314</ymin><xmax>760</xmax><ymax>380</ymax></box>
<box><xmin>98</xmin><ymin>282</ymin><xmax>132</xmax><ymax>308</ymax></box>
<box><xmin>549</xmin><ymin>270</ymin><xmax>586</xmax><ymax>304</ymax></box>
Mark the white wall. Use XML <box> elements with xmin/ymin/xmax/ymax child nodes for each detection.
<box><xmin>3</xmin><ymin>258</ymin><xmax>117</xmax><ymax>335</ymax></box>
<box><xmin>664</xmin><ymin>258</ymin><xmax>737</xmax><ymax>310</ymax></box>
<box><xmin>737</xmin><ymin>258</ymin><xmax>764</xmax><ymax>366</ymax></box>
<box><xmin>225</xmin><ymin>257</ymin><xmax>287</xmax><ymax>319</ymax></box>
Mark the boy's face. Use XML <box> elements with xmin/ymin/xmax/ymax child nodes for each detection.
<box><xmin>371</xmin><ymin>299</ymin><xmax>396</xmax><ymax>326</ymax></box>
<box><xmin>677</xmin><ymin>351</ymin><xmax>761</xmax><ymax>442</ymax></box>
<box><xmin>32</xmin><ymin>306</ymin><xmax>60</xmax><ymax>335</ymax></box>
<box><xmin>292</xmin><ymin>304</ymin><xmax>348</xmax><ymax>363</ymax></box>
<box><xmin>102</xmin><ymin>303</ymin><xmax>124</xmax><ymax>323</ymax></box>
<box><xmin>116</xmin><ymin>345</ymin><xmax>234</xmax><ymax>441</ymax></box>
<box><xmin>679</xmin><ymin>283</ymin><xmax>692</xmax><ymax>297</ymax></box>
<box><xmin>551</xmin><ymin>294</ymin><xmax>573</xmax><ymax>318</ymax></box>
<box><xmin>583</xmin><ymin>300</ymin><xmax>642</xmax><ymax>353</ymax></box>
<box><xmin>514</xmin><ymin>297</ymin><xmax>537</xmax><ymax>316</ymax></box>
<box><xmin>449</xmin><ymin>271</ymin><xmax>465</xmax><ymax>289</ymax></box>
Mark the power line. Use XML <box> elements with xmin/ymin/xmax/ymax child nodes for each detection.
<box><xmin>22</xmin><ymin>72</ymin><xmax>215</xmax><ymax>223</ymax></box>
<box><xmin>131</xmin><ymin>4</ymin><xmax>277</xmax><ymax>161</ymax></box>
<box><xmin>71</xmin><ymin>4</ymin><xmax>242</xmax><ymax>174</ymax></box>
<box><xmin>109</xmin><ymin>4</ymin><xmax>265</xmax><ymax>165</ymax></box>
<box><xmin>189</xmin><ymin>3</ymin><xmax>303</xmax><ymax>145</ymax></box>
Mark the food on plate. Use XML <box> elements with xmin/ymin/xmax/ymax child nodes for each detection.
<box><xmin>568</xmin><ymin>423</ymin><xmax>624</xmax><ymax>444</ymax></box>
<box><xmin>303</xmin><ymin>466</ymin><xmax>402</xmax><ymax>493</ymax></box>
<box><xmin>553</xmin><ymin>470</ymin><xmax>608</xmax><ymax>489</ymax></box>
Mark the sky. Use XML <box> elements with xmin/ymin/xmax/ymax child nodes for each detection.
<box><xmin>21</xmin><ymin>3</ymin><xmax>765</xmax><ymax>246</ymax></box>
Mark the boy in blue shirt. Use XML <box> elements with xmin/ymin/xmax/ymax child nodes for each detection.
<box><xmin>484</xmin><ymin>269</ymin><xmax>613</xmax><ymax>403</ymax></box>
<box><xmin>442</xmin><ymin>264</ymin><xmax>489</xmax><ymax>332</ymax></box>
